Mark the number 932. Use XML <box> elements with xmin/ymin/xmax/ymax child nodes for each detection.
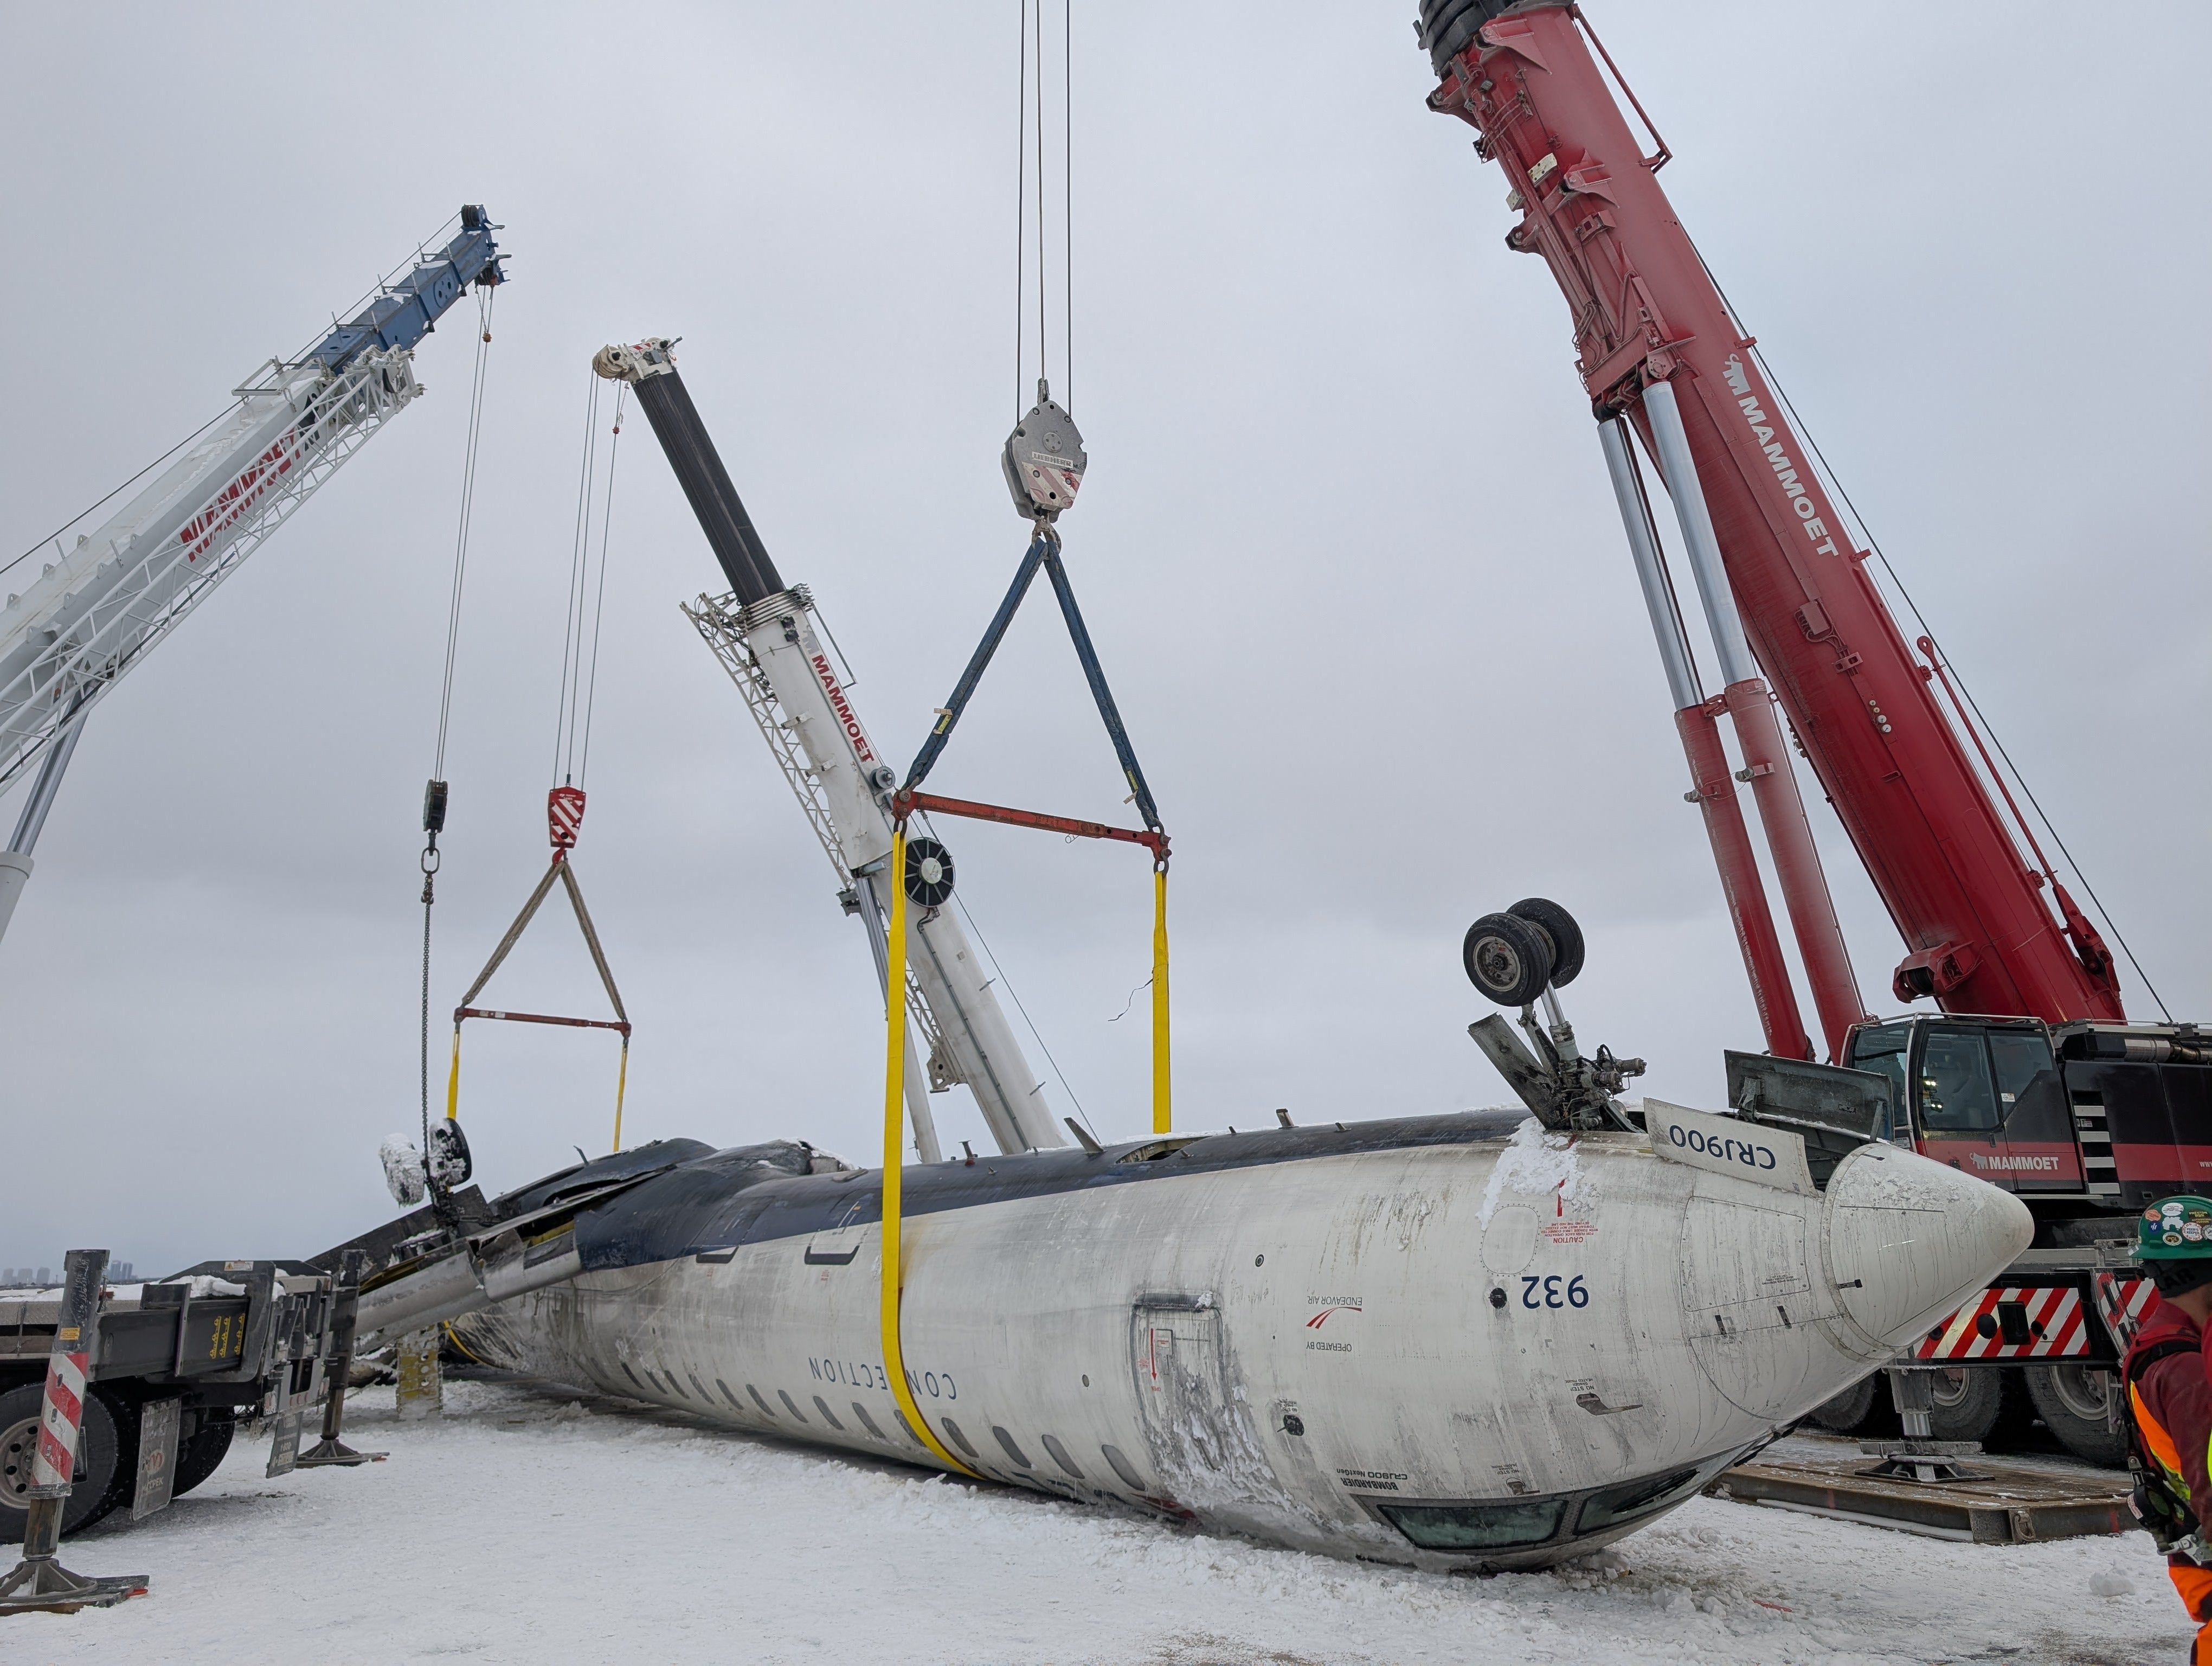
<box><xmin>1520</xmin><ymin>1273</ymin><xmax>1589</xmax><ymax>1311</ymax></box>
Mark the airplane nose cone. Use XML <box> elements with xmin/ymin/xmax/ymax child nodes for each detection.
<box><xmin>1822</xmin><ymin>1142</ymin><xmax>2035</xmax><ymax>1357</ymax></box>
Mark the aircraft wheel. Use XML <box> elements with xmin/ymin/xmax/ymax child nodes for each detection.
<box><xmin>1803</xmin><ymin>1373</ymin><xmax>1879</xmax><ymax>1433</ymax></box>
<box><xmin>0</xmin><ymin>1380</ymin><xmax>130</xmax><ymax>1543</ymax></box>
<box><xmin>1922</xmin><ymin>1365</ymin><xmax>2003</xmax><ymax>1441</ymax></box>
<box><xmin>171</xmin><ymin>1406</ymin><xmax>237</xmax><ymax>1499</ymax></box>
<box><xmin>1507</xmin><ymin>898</ymin><xmax>1584</xmax><ymax>986</ymax></box>
<box><xmin>1463</xmin><ymin>913</ymin><xmax>1554</xmax><ymax>1007</ymax></box>
<box><xmin>2024</xmin><ymin>1363</ymin><xmax>2127</xmax><ymax>1469</ymax></box>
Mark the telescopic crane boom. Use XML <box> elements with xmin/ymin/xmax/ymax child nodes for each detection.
<box><xmin>595</xmin><ymin>338</ymin><xmax>1065</xmax><ymax>1159</ymax></box>
<box><xmin>0</xmin><ymin>207</ymin><xmax>505</xmax><ymax>943</ymax></box>
<box><xmin>1418</xmin><ymin>2</ymin><xmax>2124</xmax><ymax>1052</ymax></box>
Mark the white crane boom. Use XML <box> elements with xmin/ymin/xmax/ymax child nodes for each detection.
<box><xmin>0</xmin><ymin>208</ymin><xmax>506</xmax><ymax>943</ymax></box>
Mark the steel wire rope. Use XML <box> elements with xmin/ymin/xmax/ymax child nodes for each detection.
<box><xmin>575</xmin><ymin>385</ymin><xmax>629</xmax><ymax>788</ymax></box>
<box><xmin>1690</xmin><ymin>246</ymin><xmax>2168</xmax><ymax>1018</ymax></box>
<box><xmin>1063</xmin><ymin>0</ymin><xmax>1072</xmax><ymax>408</ymax></box>
<box><xmin>554</xmin><ymin>373</ymin><xmax>603</xmax><ymax>784</ymax></box>
<box><xmin>3</xmin><ymin>406</ymin><xmax>236</xmax><ymax>582</ymax></box>
<box><xmin>421</xmin><ymin>283</ymin><xmax>499</xmax><ymax>1169</ymax></box>
<box><xmin>938</xmin><ymin>858</ymin><xmax>1101</xmax><ymax>1146</ymax></box>
<box><xmin>1013</xmin><ymin>0</ymin><xmax>1029</xmax><ymax>419</ymax></box>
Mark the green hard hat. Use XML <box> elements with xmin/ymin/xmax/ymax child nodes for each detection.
<box><xmin>2139</xmin><ymin>1196</ymin><xmax>2212</xmax><ymax>1258</ymax></box>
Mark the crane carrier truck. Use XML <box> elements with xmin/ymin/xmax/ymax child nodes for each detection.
<box><xmin>1417</xmin><ymin>0</ymin><xmax>2195</xmax><ymax>1464</ymax></box>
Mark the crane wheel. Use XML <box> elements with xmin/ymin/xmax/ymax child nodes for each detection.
<box><xmin>1463</xmin><ymin>912</ymin><xmax>1555</xmax><ymax>1007</ymax></box>
<box><xmin>0</xmin><ymin>1380</ymin><xmax>130</xmax><ymax>1543</ymax></box>
<box><xmin>903</xmin><ymin>837</ymin><xmax>957</xmax><ymax>907</ymax></box>
<box><xmin>1803</xmin><ymin>1372</ymin><xmax>1879</xmax><ymax>1434</ymax></box>
<box><xmin>2023</xmin><ymin>1363</ymin><xmax>2127</xmax><ymax>1469</ymax></box>
<box><xmin>1507</xmin><ymin>898</ymin><xmax>1585</xmax><ymax>988</ymax></box>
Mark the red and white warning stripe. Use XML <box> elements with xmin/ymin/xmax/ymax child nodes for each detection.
<box><xmin>1913</xmin><ymin>1285</ymin><xmax>2089</xmax><ymax>1361</ymax></box>
<box><xmin>546</xmin><ymin>785</ymin><xmax>586</xmax><ymax>850</ymax></box>
<box><xmin>30</xmin><ymin>1347</ymin><xmax>89</xmax><ymax>1491</ymax></box>
<box><xmin>2092</xmin><ymin>1272</ymin><xmax>2158</xmax><ymax>1351</ymax></box>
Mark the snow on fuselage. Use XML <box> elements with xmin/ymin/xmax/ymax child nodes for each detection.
<box><xmin>450</xmin><ymin>1112</ymin><xmax>2031</xmax><ymax>1572</ymax></box>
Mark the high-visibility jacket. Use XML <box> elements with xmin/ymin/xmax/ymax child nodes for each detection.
<box><xmin>2123</xmin><ymin>1297</ymin><xmax>2212</xmax><ymax>1656</ymax></box>
<box><xmin>2127</xmin><ymin>1300</ymin><xmax>2212</xmax><ymax>1544</ymax></box>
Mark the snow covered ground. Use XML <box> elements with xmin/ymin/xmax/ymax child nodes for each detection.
<box><xmin>12</xmin><ymin>1377</ymin><xmax>2196</xmax><ymax>1664</ymax></box>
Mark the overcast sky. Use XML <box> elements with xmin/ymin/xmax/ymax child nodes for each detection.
<box><xmin>3</xmin><ymin>2</ymin><xmax>2206</xmax><ymax>1274</ymax></box>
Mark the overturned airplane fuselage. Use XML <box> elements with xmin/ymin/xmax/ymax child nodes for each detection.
<box><xmin>363</xmin><ymin>1107</ymin><xmax>2030</xmax><ymax>1572</ymax></box>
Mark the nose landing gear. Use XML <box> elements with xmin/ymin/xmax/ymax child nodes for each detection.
<box><xmin>1461</xmin><ymin>899</ymin><xmax>1644</xmax><ymax>1131</ymax></box>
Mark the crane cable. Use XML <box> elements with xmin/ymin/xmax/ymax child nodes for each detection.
<box><xmin>440</xmin><ymin>374</ymin><xmax>635</xmax><ymax>1155</ymax></box>
<box><xmin>418</xmin><ymin>284</ymin><xmax>497</xmax><ymax>1181</ymax></box>
<box><xmin>1012</xmin><ymin>0</ymin><xmax>1073</xmax><ymax>414</ymax></box>
<box><xmin>553</xmin><ymin>375</ymin><xmax>628</xmax><ymax>789</ymax></box>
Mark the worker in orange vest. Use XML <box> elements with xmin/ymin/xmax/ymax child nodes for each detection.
<box><xmin>2125</xmin><ymin>1196</ymin><xmax>2212</xmax><ymax>1662</ymax></box>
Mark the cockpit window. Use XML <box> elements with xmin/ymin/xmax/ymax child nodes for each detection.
<box><xmin>1378</xmin><ymin>1496</ymin><xmax>1566</xmax><ymax>1550</ymax></box>
<box><xmin>1576</xmin><ymin>1465</ymin><xmax>1700</xmax><ymax>1530</ymax></box>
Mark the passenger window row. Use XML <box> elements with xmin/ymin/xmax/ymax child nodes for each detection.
<box><xmin>615</xmin><ymin>1363</ymin><xmax>1158</xmax><ymax>1500</ymax></box>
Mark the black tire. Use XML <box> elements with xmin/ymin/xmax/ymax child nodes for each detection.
<box><xmin>1804</xmin><ymin>1373</ymin><xmax>1879</xmax><ymax>1434</ymax></box>
<box><xmin>1462</xmin><ymin>912</ymin><xmax>1554</xmax><ymax>1007</ymax></box>
<box><xmin>903</xmin><ymin>837</ymin><xmax>956</xmax><ymax>907</ymax></box>
<box><xmin>1922</xmin><ymin>1366</ymin><xmax>2003</xmax><ymax>1442</ymax></box>
<box><xmin>2024</xmin><ymin>1363</ymin><xmax>2128</xmax><ymax>1469</ymax></box>
<box><xmin>0</xmin><ymin>1380</ymin><xmax>130</xmax><ymax>1543</ymax></box>
<box><xmin>171</xmin><ymin>1406</ymin><xmax>236</xmax><ymax>1499</ymax></box>
<box><xmin>1507</xmin><ymin>898</ymin><xmax>1585</xmax><ymax>987</ymax></box>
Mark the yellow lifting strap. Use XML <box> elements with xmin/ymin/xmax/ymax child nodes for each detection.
<box><xmin>1152</xmin><ymin>864</ymin><xmax>1171</xmax><ymax>1135</ymax></box>
<box><xmin>879</xmin><ymin>830</ymin><xmax>983</xmax><ymax>1479</ymax></box>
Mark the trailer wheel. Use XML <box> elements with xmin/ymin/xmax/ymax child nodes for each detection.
<box><xmin>1462</xmin><ymin>912</ymin><xmax>1554</xmax><ymax>1007</ymax></box>
<box><xmin>1507</xmin><ymin>898</ymin><xmax>1585</xmax><ymax>987</ymax></box>
<box><xmin>2024</xmin><ymin>1363</ymin><xmax>2127</xmax><ymax>1469</ymax></box>
<box><xmin>0</xmin><ymin>1380</ymin><xmax>128</xmax><ymax>1543</ymax></box>
<box><xmin>171</xmin><ymin>1406</ymin><xmax>236</xmax><ymax>1498</ymax></box>
<box><xmin>1804</xmin><ymin>1373</ymin><xmax>1879</xmax><ymax>1434</ymax></box>
<box><xmin>1922</xmin><ymin>1366</ymin><xmax>2003</xmax><ymax>1442</ymax></box>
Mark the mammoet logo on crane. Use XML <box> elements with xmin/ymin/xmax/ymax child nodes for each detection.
<box><xmin>809</xmin><ymin>652</ymin><xmax>877</xmax><ymax>766</ymax></box>
<box><xmin>1721</xmin><ymin>354</ymin><xmax>1843</xmax><ymax>564</ymax></box>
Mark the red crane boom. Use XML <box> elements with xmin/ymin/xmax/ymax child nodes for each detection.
<box><xmin>1419</xmin><ymin>1</ymin><xmax>2124</xmax><ymax>1050</ymax></box>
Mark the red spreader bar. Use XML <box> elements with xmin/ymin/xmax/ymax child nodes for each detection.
<box><xmin>894</xmin><ymin>789</ymin><xmax>1168</xmax><ymax>860</ymax></box>
<box><xmin>455</xmin><ymin>1006</ymin><xmax>632</xmax><ymax>1037</ymax></box>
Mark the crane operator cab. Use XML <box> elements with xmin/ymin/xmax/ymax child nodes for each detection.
<box><xmin>1843</xmin><ymin>1015</ymin><xmax>2212</xmax><ymax>1214</ymax></box>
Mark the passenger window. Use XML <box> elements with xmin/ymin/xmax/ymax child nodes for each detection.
<box><xmin>1918</xmin><ymin>1029</ymin><xmax>2000</xmax><ymax>1132</ymax></box>
<box><xmin>1988</xmin><ymin>1030</ymin><xmax>2061</xmax><ymax>1122</ymax></box>
<box><xmin>1846</xmin><ymin>1024</ymin><xmax>1912</xmax><ymax>1140</ymax></box>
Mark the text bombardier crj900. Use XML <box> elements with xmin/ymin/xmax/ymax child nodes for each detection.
<box><xmin>345</xmin><ymin>1077</ymin><xmax>2028</xmax><ymax>1572</ymax></box>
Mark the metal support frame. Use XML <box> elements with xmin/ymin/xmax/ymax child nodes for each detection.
<box><xmin>685</xmin><ymin>588</ymin><xmax>953</xmax><ymax>1113</ymax></box>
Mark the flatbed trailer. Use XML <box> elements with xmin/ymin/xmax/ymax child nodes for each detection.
<box><xmin>1</xmin><ymin>1255</ymin><xmax>378</xmax><ymax>1543</ymax></box>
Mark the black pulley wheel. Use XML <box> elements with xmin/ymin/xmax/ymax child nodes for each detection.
<box><xmin>1507</xmin><ymin>898</ymin><xmax>1584</xmax><ymax>987</ymax></box>
<box><xmin>0</xmin><ymin>1380</ymin><xmax>131</xmax><ymax>1543</ymax></box>
<box><xmin>1462</xmin><ymin>912</ymin><xmax>1555</xmax><ymax>1007</ymax></box>
<box><xmin>903</xmin><ymin>838</ymin><xmax>956</xmax><ymax>907</ymax></box>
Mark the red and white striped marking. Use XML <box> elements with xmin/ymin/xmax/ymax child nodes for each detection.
<box><xmin>30</xmin><ymin>1348</ymin><xmax>89</xmax><ymax>1491</ymax></box>
<box><xmin>546</xmin><ymin>786</ymin><xmax>586</xmax><ymax>850</ymax></box>
<box><xmin>2093</xmin><ymin>1272</ymin><xmax>2158</xmax><ymax>1351</ymax></box>
<box><xmin>1913</xmin><ymin>1285</ymin><xmax>2089</xmax><ymax>1361</ymax></box>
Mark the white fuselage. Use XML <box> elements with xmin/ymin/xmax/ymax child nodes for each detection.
<box><xmin>451</xmin><ymin>1118</ymin><xmax>2030</xmax><ymax>1571</ymax></box>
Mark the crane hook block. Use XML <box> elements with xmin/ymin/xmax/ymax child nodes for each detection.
<box><xmin>548</xmin><ymin>785</ymin><xmax>586</xmax><ymax>850</ymax></box>
<box><xmin>1001</xmin><ymin>392</ymin><xmax>1086</xmax><ymax>523</ymax></box>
